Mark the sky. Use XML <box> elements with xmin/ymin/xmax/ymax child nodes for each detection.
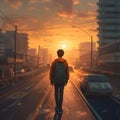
<box><xmin>0</xmin><ymin>0</ymin><xmax>98</xmax><ymax>54</ymax></box>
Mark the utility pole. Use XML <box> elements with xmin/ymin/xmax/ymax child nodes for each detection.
<box><xmin>38</xmin><ymin>45</ymin><xmax>40</xmax><ymax>67</ymax></box>
<box><xmin>14</xmin><ymin>25</ymin><xmax>17</xmax><ymax>80</ymax></box>
<box><xmin>90</xmin><ymin>36</ymin><xmax>93</xmax><ymax>69</ymax></box>
<box><xmin>72</xmin><ymin>26</ymin><xmax>93</xmax><ymax>69</ymax></box>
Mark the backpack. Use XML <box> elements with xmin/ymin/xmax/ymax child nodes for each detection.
<box><xmin>53</xmin><ymin>61</ymin><xmax>67</xmax><ymax>85</ymax></box>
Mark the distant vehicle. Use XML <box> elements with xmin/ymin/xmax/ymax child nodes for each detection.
<box><xmin>69</xmin><ymin>66</ymin><xmax>74</xmax><ymax>72</ymax></box>
<box><xmin>80</xmin><ymin>74</ymin><xmax>112</xmax><ymax>96</ymax></box>
<box><xmin>80</xmin><ymin>66</ymin><xmax>84</xmax><ymax>70</ymax></box>
<box><xmin>15</xmin><ymin>68</ymin><xmax>25</xmax><ymax>74</ymax></box>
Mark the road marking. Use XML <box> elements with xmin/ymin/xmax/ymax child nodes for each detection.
<box><xmin>27</xmin><ymin>85</ymin><xmax>52</xmax><ymax>120</ymax></box>
<box><xmin>1</xmin><ymin>99</ymin><xmax>20</xmax><ymax>112</ymax></box>
<box><xmin>8</xmin><ymin>91</ymin><xmax>27</xmax><ymax>99</ymax></box>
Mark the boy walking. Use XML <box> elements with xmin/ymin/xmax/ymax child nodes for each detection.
<box><xmin>49</xmin><ymin>49</ymin><xmax>69</xmax><ymax>114</ymax></box>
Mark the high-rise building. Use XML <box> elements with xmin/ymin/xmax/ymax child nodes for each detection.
<box><xmin>27</xmin><ymin>48</ymin><xmax>37</xmax><ymax>65</ymax></box>
<box><xmin>5</xmin><ymin>31</ymin><xmax>29</xmax><ymax>57</ymax></box>
<box><xmin>97</xmin><ymin>0</ymin><xmax>120</xmax><ymax>47</ymax></box>
<box><xmin>39</xmin><ymin>48</ymin><xmax>49</xmax><ymax>67</ymax></box>
<box><xmin>0</xmin><ymin>29</ymin><xmax>29</xmax><ymax>64</ymax></box>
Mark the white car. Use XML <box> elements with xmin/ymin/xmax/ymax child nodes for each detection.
<box><xmin>80</xmin><ymin>74</ymin><xmax>112</xmax><ymax>96</ymax></box>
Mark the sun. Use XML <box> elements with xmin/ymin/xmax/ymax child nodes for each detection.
<box><xmin>61</xmin><ymin>44</ymin><xmax>67</xmax><ymax>49</ymax></box>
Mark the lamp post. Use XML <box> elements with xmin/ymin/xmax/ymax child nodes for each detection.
<box><xmin>72</xmin><ymin>26</ymin><xmax>93</xmax><ymax>69</ymax></box>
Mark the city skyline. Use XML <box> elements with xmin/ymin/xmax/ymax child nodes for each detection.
<box><xmin>0</xmin><ymin>0</ymin><xmax>98</xmax><ymax>53</ymax></box>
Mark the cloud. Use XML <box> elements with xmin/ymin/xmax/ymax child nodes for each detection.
<box><xmin>52</xmin><ymin>0</ymin><xmax>77</xmax><ymax>18</ymax></box>
<box><xmin>77</xmin><ymin>10</ymin><xmax>97</xmax><ymax>21</ymax></box>
<box><xmin>88</xmin><ymin>2</ymin><xmax>97</xmax><ymax>8</ymax></box>
<box><xmin>43</xmin><ymin>6</ymin><xmax>50</xmax><ymax>10</ymax></box>
<box><xmin>73</xmin><ymin>0</ymin><xmax>80</xmax><ymax>5</ymax></box>
<box><xmin>77</xmin><ymin>11</ymin><xmax>89</xmax><ymax>19</ymax></box>
<box><xmin>57</xmin><ymin>10</ymin><xmax>77</xmax><ymax>19</ymax></box>
<box><xmin>7</xmin><ymin>0</ymin><xmax>23</xmax><ymax>9</ymax></box>
<box><xmin>29</xmin><ymin>0</ymin><xmax>37</xmax><ymax>3</ymax></box>
<box><xmin>3</xmin><ymin>14</ymin><xmax>59</xmax><ymax>34</ymax></box>
<box><xmin>42</xmin><ymin>0</ymin><xmax>51</xmax><ymax>2</ymax></box>
<box><xmin>5</xmin><ymin>0</ymin><xmax>38</xmax><ymax>9</ymax></box>
<box><xmin>51</xmin><ymin>0</ymin><xmax>81</xmax><ymax>19</ymax></box>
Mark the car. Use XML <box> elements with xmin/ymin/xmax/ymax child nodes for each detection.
<box><xmin>15</xmin><ymin>68</ymin><xmax>25</xmax><ymax>74</ymax></box>
<box><xmin>80</xmin><ymin>66</ymin><xmax>84</xmax><ymax>70</ymax></box>
<box><xmin>80</xmin><ymin>74</ymin><xmax>112</xmax><ymax>96</ymax></box>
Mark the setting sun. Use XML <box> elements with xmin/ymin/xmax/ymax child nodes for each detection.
<box><xmin>61</xmin><ymin>44</ymin><xmax>67</xmax><ymax>49</ymax></box>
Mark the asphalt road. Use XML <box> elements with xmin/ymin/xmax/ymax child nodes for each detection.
<box><xmin>0</xmin><ymin>70</ymin><xmax>95</xmax><ymax>120</ymax></box>
<box><xmin>36</xmin><ymin>78</ymin><xmax>94</xmax><ymax>120</ymax></box>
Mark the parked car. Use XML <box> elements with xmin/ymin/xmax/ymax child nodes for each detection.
<box><xmin>80</xmin><ymin>74</ymin><xmax>112</xmax><ymax>96</ymax></box>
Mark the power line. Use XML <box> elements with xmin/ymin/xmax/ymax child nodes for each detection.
<box><xmin>0</xmin><ymin>10</ymin><xmax>14</xmax><ymax>27</ymax></box>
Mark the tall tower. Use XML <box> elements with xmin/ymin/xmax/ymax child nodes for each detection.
<box><xmin>97</xmin><ymin>0</ymin><xmax>120</xmax><ymax>48</ymax></box>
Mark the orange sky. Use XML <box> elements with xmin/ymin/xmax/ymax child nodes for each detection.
<box><xmin>0</xmin><ymin>0</ymin><xmax>98</xmax><ymax>54</ymax></box>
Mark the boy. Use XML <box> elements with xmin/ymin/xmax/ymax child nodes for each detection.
<box><xmin>49</xmin><ymin>49</ymin><xmax>69</xmax><ymax>114</ymax></box>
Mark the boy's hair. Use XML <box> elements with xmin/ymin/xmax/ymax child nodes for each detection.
<box><xmin>57</xmin><ymin>49</ymin><xmax>64</xmax><ymax>57</ymax></box>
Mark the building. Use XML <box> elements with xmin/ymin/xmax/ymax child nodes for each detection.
<box><xmin>0</xmin><ymin>29</ymin><xmax>7</xmax><ymax>64</ymax></box>
<box><xmin>39</xmin><ymin>47</ymin><xmax>49</xmax><ymax>68</ymax></box>
<box><xmin>97</xmin><ymin>42</ymin><xmax>120</xmax><ymax>72</ymax></box>
<box><xmin>97</xmin><ymin>0</ymin><xmax>120</xmax><ymax>72</ymax></box>
<box><xmin>0</xmin><ymin>29</ymin><xmax>29</xmax><ymax>80</ymax></box>
<box><xmin>0</xmin><ymin>29</ymin><xmax>5</xmax><ymax>56</ymax></box>
<box><xmin>27</xmin><ymin>48</ymin><xmax>37</xmax><ymax>66</ymax></box>
<box><xmin>16</xmin><ymin>33</ymin><xmax>29</xmax><ymax>58</ymax></box>
<box><xmin>5</xmin><ymin>31</ymin><xmax>29</xmax><ymax>63</ymax></box>
<box><xmin>79</xmin><ymin>42</ymin><xmax>96</xmax><ymax>68</ymax></box>
<box><xmin>97</xmin><ymin>0</ymin><xmax>120</xmax><ymax>47</ymax></box>
<box><xmin>0</xmin><ymin>29</ymin><xmax>29</xmax><ymax>66</ymax></box>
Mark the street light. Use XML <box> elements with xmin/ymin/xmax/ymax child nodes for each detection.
<box><xmin>72</xmin><ymin>26</ymin><xmax>93</xmax><ymax>69</ymax></box>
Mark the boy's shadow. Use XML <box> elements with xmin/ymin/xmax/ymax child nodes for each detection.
<box><xmin>53</xmin><ymin>112</ymin><xmax>63</xmax><ymax>120</ymax></box>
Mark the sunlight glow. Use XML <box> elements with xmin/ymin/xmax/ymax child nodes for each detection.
<box><xmin>61</xmin><ymin>44</ymin><xmax>67</xmax><ymax>49</ymax></box>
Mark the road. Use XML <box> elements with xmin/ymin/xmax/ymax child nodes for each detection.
<box><xmin>0</xmin><ymin>69</ymin><xmax>120</xmax><ymax>120</ymax></box>
<box><xmin>0</xmin><ymin>70</ymin><xmax>95</xmax><ymax>120</ymax></box>
<box><xmin>36</xmin><ymin>73</ymin><xmax>94</xmax><ymax>120</ymax></box>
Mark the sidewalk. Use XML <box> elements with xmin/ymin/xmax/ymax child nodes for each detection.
<box><xmin>60</xmin><ymin>83</ymin><xmax>95</xmax><ymax>120</ymax></box>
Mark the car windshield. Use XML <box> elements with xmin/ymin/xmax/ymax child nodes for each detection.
<box><xmin>87</xmin><ymin>75</ymin><xmax>108</xmax><ymax>82</ymax></box>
